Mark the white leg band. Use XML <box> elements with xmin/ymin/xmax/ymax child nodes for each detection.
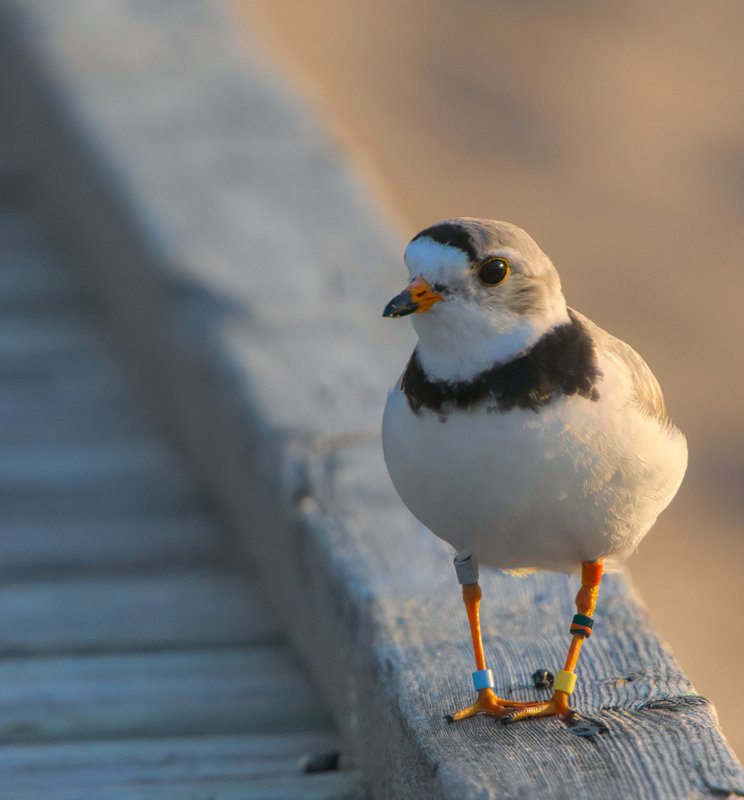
<box><xmin>454</xmin><ymin>555</ymin><xmax>479</xmax><ymax>585</ymax></box>
<box><xmin>472</xmin><ymin>669</ymin><xmax>495</xmax><ymax>691</ymax></box>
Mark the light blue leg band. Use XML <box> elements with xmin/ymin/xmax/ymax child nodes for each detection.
<box><xmin>472</xmin><ymin>669</ymin><xmax>495</xmax><ymax>691</ymax></box>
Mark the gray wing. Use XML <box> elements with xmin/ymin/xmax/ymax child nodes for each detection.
<box><xmin>569</xmin><ymin>308</ymin><xmax>668</xmax><ymax>424</ymax></box>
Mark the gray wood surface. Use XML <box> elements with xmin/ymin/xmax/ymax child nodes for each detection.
<box><xmin>0</xmin><ymin>735</ymin><xmax>363</xmax><ymax>800</ymax></box>
<box><xmin>0</xmin><ymin>175</ymin><xmax>358</xmax><ymax>796</ymax></box>
<box><xmin>0</xmin><ymin>571</ymin><xmax>279</xmax><ymax>653</ymax></box>
<box><xmin>0</xmin><ymin>378</ymin><xmax>152</xmax><ymax>443</ymax></box>
<box><xmin>5</xmin><ymin>2</ymin><xmax>729</xmax><ymax>797</ymax></box>
<box><xmin>0</xmin><ymin>514</ymin><xmax>224</xmax><ymax>576</ymax></box>
<box><xmin>0</xmin><ymin>248</ymin><xmax>80</xmax><ymax>308</ymax></box>
<box><xmin>0</xmin><ymin>354</ymin><xmax>150</xmax><ymax>444</ymax></box>
<box><xmin>0</xmin><ymin>310</ymin><xmax>104</xmax><ymax>361</ymax></box>
<box><xmin>0</xmin><ymin>439</ymin><xmax>197</xmax><ymax>515</ymax></box>
<box><xmin>2</xmin><ymin>776</ymin><xmax>363</xmax><ymax>800</ymax></box>
<box><xmin>0</xmin><ymin>647</ymin><xmax>328</xmax><ymax>742</ymax></box>
<box><xmin>6</xmin><ymin>1</ymin><xmax>740</xmax><ymax>796</ymax></box>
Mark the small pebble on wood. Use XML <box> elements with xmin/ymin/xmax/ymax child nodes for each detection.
<box><xmin>301</xmin><ymin>749</ymin><xmax>341</xmax><ymax>773</ymax></box>
<box><xmin>532</xmin><ymin>669</ymin><xmax>554</xmax><ymax>690</ymax></box>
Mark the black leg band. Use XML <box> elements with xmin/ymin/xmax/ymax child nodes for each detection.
<box><xmin>570</xmin><ymin>613</ymin><xmax>594</xmax><ymax>637</ymax></box>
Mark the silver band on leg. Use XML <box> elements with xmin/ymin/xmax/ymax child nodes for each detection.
<box><xmin>454</xmin><ymin>555</ymin><xmax>479</xmax><ymax>585</ymax></box>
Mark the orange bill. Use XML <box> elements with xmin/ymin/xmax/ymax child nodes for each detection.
<box><xmin>383</xmin><ymin>276</ymin><xmax>443</xmax><ymax>318</ymax></box>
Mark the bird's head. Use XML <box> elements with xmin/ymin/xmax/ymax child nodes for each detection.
<box><xmin>384</xmin><ymin>218</ymin><xmax>570</xmax><ymax>381</ymax></box>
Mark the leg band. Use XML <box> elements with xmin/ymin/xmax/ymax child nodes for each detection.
<box><xmin>554</xmin><ymin>670</ymin><xmax>577</xmax><ymax>695</ymax></box>
<box><xmin>454</xmin><ymin>555</ymin><xmax>479</xmax><ymax>585</ymax></box>
<box><xmin>472</xmin><ymin>668</ymin><xmax>495</xmax><ymax>691</ymax></box>
<box><xmin>570</xmin><ymin>613</ymin><xmax>594</xmax><ymax>637</ymax></box>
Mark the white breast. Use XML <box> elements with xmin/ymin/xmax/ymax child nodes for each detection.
<box><xmin>382</xmin><ymin>361</ymin><xmax>687</xmax><ymax>573</ymax></box>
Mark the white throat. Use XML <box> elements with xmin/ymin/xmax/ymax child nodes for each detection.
<box><xmin>413</xmin><ymin>300</ymin><xmax>570</xmax><ymax>382</ymax></box>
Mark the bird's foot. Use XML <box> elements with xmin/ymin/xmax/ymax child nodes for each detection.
<box><xmin>446</xmin><ymin>688</ymin><xmax>537</xmax><ymax>722</ymax></box>
<box><xmin>501</xmin><ymin>690</ymin><xmax>572</xmax><ymax>723</ymax></box>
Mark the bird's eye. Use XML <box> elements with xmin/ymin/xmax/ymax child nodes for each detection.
<box><xmin>477</xmin><ymin>257</ymin><xmax>510</xmax><ymax>286</ymax></box>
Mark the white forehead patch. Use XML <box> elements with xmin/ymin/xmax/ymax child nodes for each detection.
<box><xmin>403</xmin><ymin>236</ymin><xmax>470</xmax><ymax>281</ymax></box>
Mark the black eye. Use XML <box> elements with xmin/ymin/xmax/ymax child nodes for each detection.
<box><xmin>477</xmin><ymin>257</ymin><xmax>510</xmax><ymax>286</ymax></box>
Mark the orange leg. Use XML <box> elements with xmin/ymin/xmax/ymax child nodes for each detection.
<box><xmin>447</xmin><ymin>561</ymin><xmax>534</xmax><ymax>721</ymax></box>
<box><xmin>502</xmin><ymin>560</ymin><xmax>604</xmax><ymax>723</ymax></box>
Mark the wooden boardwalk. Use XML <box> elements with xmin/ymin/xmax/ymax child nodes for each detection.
<box><xmin>0</xmin><ymin>175</ymin><xmax>363</xmax><ymax>798</ymax></box>
<box><xmin>1</xmin><ymin>1</ymin><xmax>742</xmax><ymax>794</ymax></box>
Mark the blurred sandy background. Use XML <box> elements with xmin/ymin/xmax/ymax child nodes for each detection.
<box><xmin>234</xmin><ymin>0</ymin><xmax>743</xmax><ymax>756</ymax></box>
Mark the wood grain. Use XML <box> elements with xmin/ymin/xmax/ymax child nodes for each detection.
<box><xmin>0</xmin><ymin>571</ymin><xmax>278</xmax><ymax>654</ymax></box>
<box><xmin>0</xmin><ymin>734</ymin><xmax>363</xmax><ymax>800</ymax></box>
<box><xmin>0</xmin><ymin>310</ymin><xmax>104</xmax><ymax>361</ymax></box>
<box><xmin>0</xmin><ymin>439</ymin><xmax>197</xmax><ymax>515</ymax></box>
<box><xmin>0</xmin><ymin>513</ymin><xmax>224</xmax><ymax>576</ymax></box>
<box><xmin>0</xmin><ymin>647</ymin><xmax>329</xmax><ymax>742</ymax></box>
<box><xmin>0</xmin><ymin>376</ymin><xmax>152</xmax><ymax>444</ymax></box>
<box><xmin>1</xmin><ymin>0</ymin><xmax>732</xmax><ymax>793</ymax></box>
<box><xmin>0</xmin><ymin>171</ymin><xmax>355</xmax><ymax>794</ymax></box>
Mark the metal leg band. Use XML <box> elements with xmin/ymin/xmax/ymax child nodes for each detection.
<box><xmin>454</xmin><ymin>555</ymin><xmax>479</xmax><ymax>585</ymax></box>
<box><xmin>472</xmin><ymin>669</ymin><xmax>495</xmax><ymax>691</ymax></box>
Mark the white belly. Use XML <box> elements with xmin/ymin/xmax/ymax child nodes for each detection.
<box><xmin>382</xmin><ymin>381</ymin><xmax>687</xmax><ymax>573</ymax></box>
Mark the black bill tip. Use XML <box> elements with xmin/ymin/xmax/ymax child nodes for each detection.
<box><xmin>383</xmin><ymin>289</ymin><xmax>415</xmax><ymax>318</ymax></box>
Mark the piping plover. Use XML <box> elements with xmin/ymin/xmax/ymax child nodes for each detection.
<box><xmin>382</xmin><ymin>218</ymin><xmax>687</xmax><ymax>723</ymax></box>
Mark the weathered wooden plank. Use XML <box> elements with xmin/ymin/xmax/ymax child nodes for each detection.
<box><xmin>0</xmin><ymin>349</ymin><xmax>129</xmax><ymax>389</ymax></box>
<box><xmin>15</xmin><ymin>773</ymin><xmax>364</xmax><ymax>800</ymax></box>
<box><xmin>0</xmin><ymin>311</ymin><xmax>105</xmax><ymax>362</ymax></box>
<box><xmin>0</xmin><ymin>211</ymin><xmax>45</xmax><ymax>247</ymax></box>
<box><xmin>0</xmin><ymin>646</ymin><xmax>329</xmax><ymax>742</ymax></box>
<box><xmin>0</xmin><ymin>570</ymin><xmax>278</xmax><ymax>654</ymax></box>
<box><xmin>0</xmin><ymin>439</ymin><xmax>197</xmax><ymax>515</ymax></box>
<box><xmin>3</xmin><ymin>761</ymin><xmax>362</xmax><ymax>800</ymax></box>
<box><xmin>0</xmin><ymin>513</ymin><xmax>223</xmax><ymax>575</ymax></box>
<box><xmin>0</xmin><ymin>730</ymin><xmax>338</xmax><ymax>798</ymax></box>
<box><xmin>0</xmin><ymin>406</ymin><xmax>151</xmax><ymax>445</ymax></box>
<box><xmin>0</xmin><ymin>248</ymin><xmax>82</xmax><ymax>308</ymax></box>
<box><xmin>0</xmin><ymin>371</ymin><xmax>152</xmax><ymax>444</ymax></box>
<box><xmin>0</xmin><ymin>119</ymin><xmax>350</xmax><ymax>800</ymax></box>
<box><xmin>0</xmin><ymin>355</ymin><xmax>128</xmax><ymax>395</ymax></box>
<box><xmin>0</xmin><ymin>362</ymin><xmax>140</xmax><ymax>412</ymax></box>
<box><xmin>0</xmin><ymin>411</ymin><xmax>150</xmax><ymax>446</ymax></box>
<box><xmin>0</xmin><ymin>355</ymin><xmax>150</xmax><ymax>445</ymax></box>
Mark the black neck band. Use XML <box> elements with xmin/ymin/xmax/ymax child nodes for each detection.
<box><xmin>402</xmin><ymin>310</ymin><xmax>601</xmax><ymax>415</ymax></box>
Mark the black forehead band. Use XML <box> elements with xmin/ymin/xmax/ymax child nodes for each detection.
<box><xmin>411</xmin><ymin>222</ymin><xmax>478</xmax><ymax>262</ymax></box>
